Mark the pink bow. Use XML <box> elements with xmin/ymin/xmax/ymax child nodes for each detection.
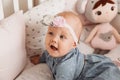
<box><xmin>52</xmin><ymin>16</ymin><xmax>66</xmax><ymax>27</ymax></box>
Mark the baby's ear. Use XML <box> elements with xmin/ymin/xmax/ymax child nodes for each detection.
<box><xmin>73</xmin><ymin>42</ymin><xmax>77</xmax><ymax>48</ymax></box>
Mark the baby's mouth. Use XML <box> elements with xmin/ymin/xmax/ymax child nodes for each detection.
<box><xmin>50</xmin><ymin>45</ymin><xmax>58</xmax><ymax>51</ymax></box>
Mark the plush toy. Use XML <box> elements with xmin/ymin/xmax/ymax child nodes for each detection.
<box><xmin>76</xmin><ymin>0</ymin><xmax>120</xmax><ymax>53</ymax></box>
<box><xmin>111</xmin><ymin>2</ymin><xmax>120</xmax><ymax>33</ymax></box>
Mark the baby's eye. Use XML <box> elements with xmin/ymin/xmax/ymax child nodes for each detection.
<box><xmin>48</xmin><ymin>32</ymin><xmax>53</xmax><ymax>35</ymax></box>
<box><xmin>60</xmin><ymin>35</ymin><xmax>66</xmax><ymax>39</ymax></box>
<box><xmin>95</xmin><ymin>11</ymin><xmax>102</xmax><ymax>15</ymax></box>
<box><xmin>111</xmin><ymin>6</ymin><xmax>114</xmax><ymax>11</ymax></box>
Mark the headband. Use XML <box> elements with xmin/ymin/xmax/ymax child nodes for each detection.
<box><xmin>50</xmin><ymin>16</ymin><xmax>78</xmax><ymax>44</ymax></box>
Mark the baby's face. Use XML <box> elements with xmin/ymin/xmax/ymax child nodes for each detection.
<box><xmin>45</xmin><ymin>27</ymin><xmax>76</xmax><ymax>57</ymax></box>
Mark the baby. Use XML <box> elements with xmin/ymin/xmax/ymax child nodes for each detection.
<box><xmin>31</xmin><ymin>11</ymin><xmax>120</xmax><ymax>80</ymax></box>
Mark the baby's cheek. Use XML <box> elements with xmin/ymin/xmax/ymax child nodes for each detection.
<box><xmin>45</xmin><ymin>39</ymin><xmax>49</xmax><ymax>47</ymax></box>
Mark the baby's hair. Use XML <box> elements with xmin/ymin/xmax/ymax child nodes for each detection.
<box><xmin>93</xmin><ymin>0</ymin><xmax>115</xmax><ymax>10</ymax></box>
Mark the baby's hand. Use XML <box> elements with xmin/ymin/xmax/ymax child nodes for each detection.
<box><xmin>30</xmin><ymin>54</ymin><xmax>40</xmax><ymax>65</ymax></box>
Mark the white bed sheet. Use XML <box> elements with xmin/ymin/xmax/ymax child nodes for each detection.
<box><xmin>15</xmin><ymin>64</ymin><xmax>53</xmax><ymax>80</ymax></box>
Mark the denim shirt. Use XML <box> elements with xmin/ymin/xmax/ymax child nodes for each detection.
<box><xmin>40</xmin><ymin>48</ymin><xmax>120</xmax><ymax>80</ymax></box>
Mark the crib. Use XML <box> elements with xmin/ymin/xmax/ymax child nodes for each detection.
<box><xmin>0</xmin><ymin>0</ymin><xmax>120</xmax><ymax>80</ymax></box>
<box><xmin>0</xmin><ymin>0</ymin><xmax>34</xmax><ymax>19</ymax></box>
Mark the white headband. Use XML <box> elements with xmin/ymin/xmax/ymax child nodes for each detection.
<box><xmin>50</xmin><ymin>16</ymin><xmax>78</xmax><ymax>44</ymax></box>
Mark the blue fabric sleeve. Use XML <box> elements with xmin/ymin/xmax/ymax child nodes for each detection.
<box><xmin>40</xmin><ymin>52</ymin><xmax>46</xmax><ymax>63</ymax></box>
<box><xmin>92</xmin><ymin>61</ymin><xmax>120</xmax><ymax>80</ymax></box>
<box><xmin>54</xmin><ymin>58</ymin><xmax>76</xmax><ymax>80</ymax></box>
<box><xmin>82</xmin><ymin>55</ymin><xmax>120</xmax><ymax>80</ymax></box>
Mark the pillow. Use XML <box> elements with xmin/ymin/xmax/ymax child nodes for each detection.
<box><xmin>15</xmin><ymin>64</ymin><xmax>52</xmax><ymax>80</ymax></box>
<box><xmin>64</xmin><ymin>0</ymin><xmax>94</xmax><ymax>26</ymax></box>
<box><xmin>77</xmin><ymin>25</ymin><xmax>94</xmax><ymax>55</ymax></box>
<box><xmin>64</xmin><ymin>0</ymin><xmax>78</xmax><ymax>12</ymax></box>
<box><xmin>77</xmin><ymin>41</ymin><xmax>94</xmax><ymax>55</ymax></box>
<box><xmin>0</xmin><ymin>11</ymin><xmax>26</xmax><ymax>80</ymax></box>
<box><xmin>24</xmin><ymin>0</ymin><xmax>65</xmax><ymax>57</ymax></box>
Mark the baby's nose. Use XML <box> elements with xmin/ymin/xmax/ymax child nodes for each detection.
<box><xmin>106</xmin><ymin>12</ymin><xmax>108</xmax><ymax>14</ymax></box>
<box><xmin>51</xmin><ymin>36</ymin><xmax>58</xmax><ymax>43</ymax></box>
